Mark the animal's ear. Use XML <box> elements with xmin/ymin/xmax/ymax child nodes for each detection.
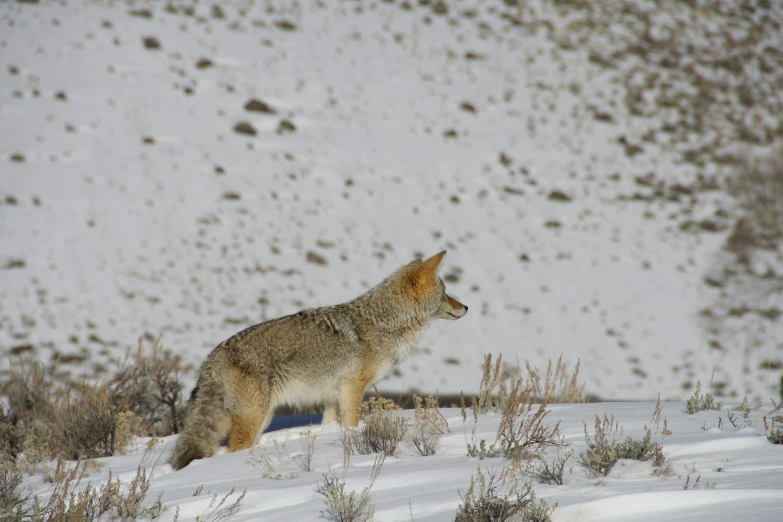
<box><xmin>406</xmin><ymin>258</ymin><xmax>423</xmax><ymax>269</ymax></box>
<box><xmin>419</xmin><ymin>251</ymin><xmax>447</xmax><ymax>279</ymax></box>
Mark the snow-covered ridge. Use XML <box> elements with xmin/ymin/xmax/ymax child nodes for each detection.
<box><xmin>2</xmin><ymin>0</ymin><xmax>782</xmax><ymax>401</ymax></box>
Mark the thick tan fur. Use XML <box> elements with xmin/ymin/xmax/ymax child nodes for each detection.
<box><xmin>170</xmin><ymin>251</ymin><xmax>467</xmax><ymax>470</ymax></box>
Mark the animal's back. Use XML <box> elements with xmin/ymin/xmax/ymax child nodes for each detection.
<box><xmin>214</xmin><ymin>305</ymin><xmax>364</xmax><ymax>384</ymax></box>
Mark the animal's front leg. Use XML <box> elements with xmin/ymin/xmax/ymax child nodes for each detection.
<box><xmin>322</xmin><ymin>402</ymin><xmax>339</xmax><ymax>424</ymax></box>
<box><xmin>339</xmin><ymin>380</ymin><xmax>368</xmax><ymax>427</ymax></box>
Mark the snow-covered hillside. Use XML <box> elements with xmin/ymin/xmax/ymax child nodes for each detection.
<box><xmin>2</xmin><ymin>0</ymin><xmax>783</xmax><ymax>401</ymax></box>
<box><xmin>18</xmin><ymin>401</ymin><xmax>783</xmax><ymax>521</ymax></box>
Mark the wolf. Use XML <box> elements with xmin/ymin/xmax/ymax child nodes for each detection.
<box><xmin>170</xmin><ymin>251</ymin><xmax>467</xmax><ymax>470</ymax></box>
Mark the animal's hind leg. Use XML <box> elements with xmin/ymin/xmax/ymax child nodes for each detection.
<box><xmin>227</xmin><ymin>372</ymin><xmax>273</xmax><ymax>452</ymax></box>
<box><xmin>228</xmin><ymin>409</ymin><xmax>268</xmax><ymax>452</ymax></box>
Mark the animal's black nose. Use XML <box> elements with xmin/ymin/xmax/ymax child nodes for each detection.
<box><xmin>464</xmin><ymin>306</ymin><xmax>469</xmax><ymax>312</ymax></box>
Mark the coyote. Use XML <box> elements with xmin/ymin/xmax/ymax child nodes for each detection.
<box><xmin>170</xmin><ymin>251</ymin><xmax>467</xmax><ymax>470</ymax></box>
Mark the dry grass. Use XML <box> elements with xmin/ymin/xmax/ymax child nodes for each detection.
<box><xmin>249</xmin><ymin>440</ymin><xmax>297</xmax><ymax>480</ymax></box>
<box><xmin>2</xmin><ymin>446</ymin><xmax>166</xmax><ymax>522</ymax></box>
<box><xmin>478</xmin><ymin>353</ymin><xmax>584</xmax><ymax>414</ymax></box>
<box><xmin>194</xmin><ymin>487</ymin><xmax>247</xmax><ymax>522</ymax></box>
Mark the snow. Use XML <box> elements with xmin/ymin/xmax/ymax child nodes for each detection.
<box><xmin>19</xmin><ymin>401</ymin><xmax>783</xmax><ymax>520</ymax></box>
<box><xmin>3</xmin><ymin>0</ymin><xmax>782</xmax><ymax>402</ymax></box>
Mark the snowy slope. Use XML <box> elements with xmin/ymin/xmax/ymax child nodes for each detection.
<box><xmin>2</xmin><ymin>0</ymin><xmax>783</xmax><ymax>401</ymax></box>
<box><xmin>19</xmin><ymin>401</ymin><xmax>783</xmax><ymax>521</ymax></box>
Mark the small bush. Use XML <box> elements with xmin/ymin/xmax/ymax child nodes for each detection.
<box><xmin>456</xmin><ymin>467</ymin><xmax>555</xmax><ymax>522</ymax></box>
<box><xmin>768</xmin><ymin>429</ymin><xmax>783</xmax><ymax>444</ymax></box>
<box><xmin>496</xmin><ymin>401</ymin><xmax>562</xmax><ymax>462</ymax></box>
<box><xmin>1</xmin><ymin>453</ymin><xmax>32</xmax><ymax>518</ymax></box>
<box><xmin>410</xmin><ymin>394</ymin><xmax>448</xmax><ymax>456</ymax></box>
<box><xmin>314</xmin><ymin>455</ymin><xmax>383</xmax><ymax>522</ymax></box>
<box><xmin>533</xmin><ymin>450</ymin><xmax>571</xmax><ymax>485</ymax></box>
<box><xmin>765</xmin><ymin>401</ymin><xmax>783</xmax><ymax>444</ymax></box>
<box><xmin>298</xmin><ymin>431</ymin><xmax>317</xmax><ymax>472</ymax></box>
<box><xmin>46</xmin><ymin>384</ymin><xmax>117</xmax><ymax>460</ymax></box>
<box><xmin>580</xmin><ymin>413</ymin><xmax>667</xmax><ymax>478</ymax></box>
<box><xmin>464</xmin><ymin>395</ymin><xmax>503</xmax><ymax>459</ymax></box>
<box><xmin>465</xmin><ymin>388</ymin><xmax>561</xmax><ymax>465</ymax></box>
<box><xmin>685</xmin><ymin>381</ymin><xmax>723</xmax><ymax>414</ymax></box>
<box><xmin>580</xmin><ymin>413</ymin><xmax>621</xmax><ymax>478</ymax></box>
<box><xmin>108</xmin><ymin>338</ymin><xmax>189</xmax><ymax>436</ymax></box>
<box><xmin>0</xmin><ymin>404</ymin><xmax>27</xmax><ymax>458</ymax></box>
<box><xmin>5</xmin><ymin>359</ymin><xmax>53</xmax><ymax>424</ymax></box>
<box><xmin>344</xmin><ymin>398</ymin><xmax>407</xmax><ymax>457</ymax></box>
<box><xmin>615</xmin><ymin>433</ymin><xmax>666</xmax><ymax>467</ymax></box>
<box><xmin>466</xmin><ymin>438</ymin><xmax>504</xmax><ymax>459</ymax></box>
<box><xmin>521</xmin><ymin>496</ymin><xmax>557</xmax><ymax>522</ymax></box>
<box><xmin>465</xmin><ymin>357</ymin><xmax>563</xmax><ymax>474</ymax></box>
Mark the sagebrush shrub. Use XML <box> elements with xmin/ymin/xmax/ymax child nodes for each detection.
<box><xmin>410</xmin><ymin>394</ymin><xmax>448</xmax><ymax>456</ymax></box>
<box><xmin>615</xmin><ymin>433</ymin><xmax>666</xmax><ymax>467</ymax></box>
<box><xmin>580</xmin><ymin>413</ymin><xmax>667</xmax><ymax>478</ymax></box>
<box><xmin>1</xmin><ymin>453</ymin><xmax>30</xmax><ymax>518</ymax></box>
<box><xmin>496</xmin><ymin>400</ymin><xmax>562</xmax><ymax>461</ymax></box>
<box><xmin>344</xmin><ymin>397</ymin><xmax>407</xmax><ymax>457</ymax></box>
<box><xmin>580</xmin><ymin>413</ymin><xmax>621</xmax><ymax>478</ymax></box>
<box><xmin>0</xmin><ymin>404</ymin><xmax>27</xmax><ymax>458</ymax></box>
<box><xmin>533</xmin><ymin>450</ymin><xmax>571</xmax><ymax>485</ymax></box>
<box><xmin>5</xmin><ymin>359</ymin><xmax>53</xmax><ymax>424</ymax></box>
<box><xmin>768</xmin><ymin>429</ymin><xmax>783</xmax><ymax>444</ymax></box>
<box><xmin>766</xmin><ymin>402</ymin><xmax>783</xmax><ymax>444</ymax></box>
<box><xmin>684</xmin><ymin>381</ymin><xmax>723</xmax><ymax>414</ymax></box>
<box><xmin>464</xmin><ymin>356</ymin><xmax>564</xmax><ymax>477</ymax></box>
<box><xmin>108</xmin><ymin>338</ymin><xmax>189</xmax><ymax>436</ymax></box>
<box><xmin>47</xmin><ymin>384</ymin><xmax>117</xmax><ymax>460</ymax></box>
<box><xmin>456</xmin><ymin>467</ymin><xmax>555</xmax><ymax>522</ymax></box>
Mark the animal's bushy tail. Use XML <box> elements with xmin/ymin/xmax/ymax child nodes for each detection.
<box><xmin>170</xmin><ymin>383</ymin><xmax>229</xmax><ymax>470</ymax></box>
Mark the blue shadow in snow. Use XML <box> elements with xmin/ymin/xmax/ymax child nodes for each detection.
<box><xmin>263</xmin><ymin>413</ymin><xmax>324</xmax><ymax>433</ymax></box>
